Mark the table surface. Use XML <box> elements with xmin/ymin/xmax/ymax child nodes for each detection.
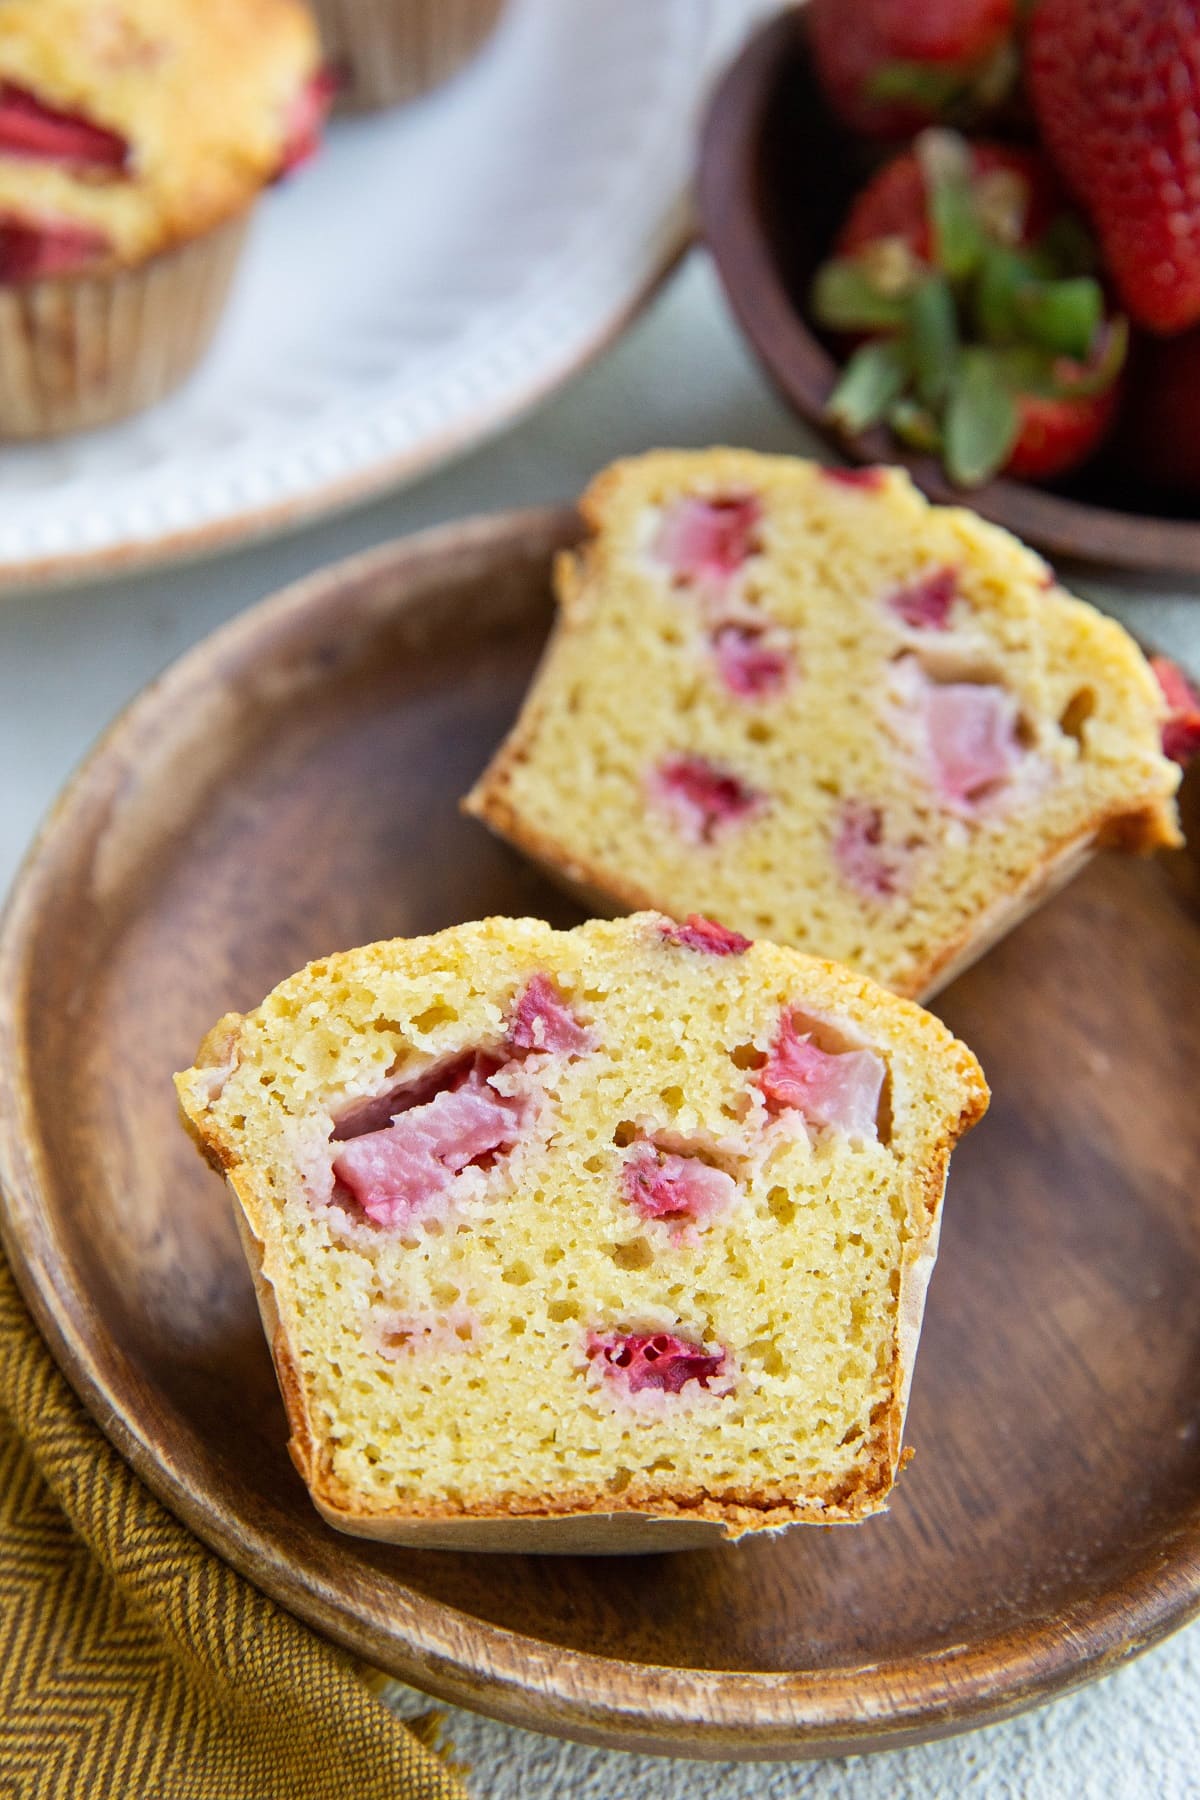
<box><xmin>3</xmin><ymin>251</ymin><xmax>1198</xmax><ymax>1800</ymax></box>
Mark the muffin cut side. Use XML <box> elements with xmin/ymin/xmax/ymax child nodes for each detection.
<box><xmin>176</xmin><ymin>914</ymin><xmax>987</xmax><ymax>1551</ymax></box>
<box><xmin>464</xmin><ymin>451</ymin><xmax>1182</xmax><ymax>1000</ymax></box>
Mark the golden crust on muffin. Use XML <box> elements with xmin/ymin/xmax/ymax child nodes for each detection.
<box><xmin>0</xmin><ymin>0</ymin><xmax>320</xmax><ymax>265</ymax></box>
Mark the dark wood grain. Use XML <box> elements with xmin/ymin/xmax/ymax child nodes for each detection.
<box><xmin>697</xmin><ymin>11</ymin><xmax>1200</xmax><ymax>577</ymax></box>
<box><xmin>1</xmin><ymin>509</ymin><xmax>1199</xmax><ymax>1758</ymax></box>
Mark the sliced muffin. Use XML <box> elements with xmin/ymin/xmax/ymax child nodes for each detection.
<box><xmin>176</xmin><ymin>913</ymin><xmax>987</xmax><ymax>1551</ymax></box>
<box><xmin>464</xmin><ymin>449</ymin><xmax>1182</xmax><ymax>1000</ymax></box>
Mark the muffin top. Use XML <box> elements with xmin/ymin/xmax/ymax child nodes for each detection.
<box><xmin>0</xmin><ymin>0</ymin><xmax>323</xmax><ymax>276</ymax></box>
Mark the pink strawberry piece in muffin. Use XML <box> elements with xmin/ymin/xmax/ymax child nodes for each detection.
<box><xmin>761</xmin><ymin>1012</ymin><xmax>885</xmax><ymax>1140</ymax></box>
<box><xmin>652</xmin><ymin>494</ymin><xmax>762</xmax><ymax>589</ymax></box>
<box><xmin>279</xmin><ymin>68</ymin><xmax>338</xmax><ymax>175</ymax></box>
<box><xmin>822</xmin><ymin>465</ymin><xmax>887</xmax><ymax>490</ymax></box>
<box><xmin>332</xmin><ymin>1056</ymin><xmax>526</xmax><ymax>1229</ymax></box>
<box><xmin>888</xmin><ymin>567</ymin><xmax>958</xmax><ymax>630</ymax></box>
<box><xmin>650</xmin><ymin>754</ymin><xmax>763</xmax><ymax>844</ymax></box>
<box><xmin>506</xmin><ymin>972</ymin><xmax>593</xmax><ymax>1055</ymax></box>
<box><xmin>621</xmin><ymin>1142</ymin><xmax>737</xmax><ymax>1226</ymax></box>
<box><xmin>1151</xmin><ymin>657</ymin><xmax>1200</xmax><ymax>766</ymax></box>
<box><xmin>712</xmin><ymin>623</ymin><xmax>791</xmax><ymax>698</ymax></box>
<box><xmin>587</xmin><ymin>1331</ymin><xmax>730</xmax><ymax>1395</ymax></box>
<box><xmin>0</xmin><ymin>214</ymin><xmax>111</xmax><ymax>281</ymax></box>
<box><xmin>0</xmin><ymin>82</ymin><xmax>130</xmax><ymax>169</ymax></box>
<box><xmin>923</xmin><ymin>680</ymin><xmax>1022</xmax><ymax>806</ymax></box>
<box><xmin>834</xmin><ymin>800</ymin><xmax>904</xmax><ymax>900</ymax></box>
<box><xmin>659</xmin><ymin>914</ymin><xmax>752</xmax><ymax>955</ymax></box>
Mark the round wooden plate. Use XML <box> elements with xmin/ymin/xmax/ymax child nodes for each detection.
<box><xmin>698</xmin><ymin>11</ymin><xmax>1200</xmax><ymax>578</ymax></box>
<box><xmin>1</xmin><ymin>509</ymin><xmax>1200</xmax><ymax>1760</ymax></box>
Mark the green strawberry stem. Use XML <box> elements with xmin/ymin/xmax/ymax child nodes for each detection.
<box><xmin>944</xmin><ymin>348</ymin><xmax>1020</xmax><ymax>485</ymax></box>
<box><xmin>826</xmin><ymin>339</ymin><xmax>911</xmax><ymax>432</ymax></box>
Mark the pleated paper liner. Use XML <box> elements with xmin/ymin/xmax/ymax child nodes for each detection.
<box><xmin>311</xmin><ymin>0</ymin><xmax>507</xmax><ymax>110</ymax></box>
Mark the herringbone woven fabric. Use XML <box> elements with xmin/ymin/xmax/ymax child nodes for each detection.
<box><xmin>0</xmin><ymin>1252</ymin><xmax>467</xmax><ymax>1800</ymax></box>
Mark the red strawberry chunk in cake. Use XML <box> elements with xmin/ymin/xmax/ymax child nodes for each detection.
<box><xmin>621</xmin><ymin>1141</ymin><xmax>737</xmax><ymax>1227</ymax></box>
<box><xmin>587</xmin><ymin>1331</ymin><xmax>730</xmax><ymax>1396</ymax></box>
<box><xmin>652</xmin><ymin>494</ymin><xmax>761</xmax><ymax>589</ymax></box>
<box><xmin>659</xmin><ymin>914</ymin><xmax>752</xmax><ymax>955</ymax></box>
<box><xmin>888</xmin><ymin>567</ymin><xmax>959</xmax><ymax>631</ymax></box>
<box><xmin>332</xmin><ymin>1057</ymin><xmax>526</xmax><ymax>1229</ymax></box>
<box><xmin>924</xmin><ymin>680</ymin><xmax>1022</xmax><ymax>806</ymax></box>
<box><xmin>834</xmin><ymin>800</ymin><xmax>904</xmax><ymax>901</ymax></box>
<box><xmin>1151</xmin><ymin>657</ymin><xmax>1200</xmax><ymax>767</ymax></box>
<box><xmin>822</xmin><ymin>465</ymin><xmax>887</xmax><ymax>490</ymax></box>
<box><xmin>0</xmin><ymin>83</ymin><xmax>129</xmax><ymax>170</ymax></box>
<box><xmin>712</xmin><ymin>623</ymin><xmax>791</xmax><ymax>698</ymax></box>
<box><xmin>761</xmin><ymin>1012</ymin><xmax>885</xmax><ymax>1141</ymax></box>
<box><xmin>0</xmin><ymin>214</ymin><xmax>110</xmax><ymax>281</ymax></box>
<box><xmin>650</xmin><ymin>754</ymin><xmax>763</xmax><ymax>844</ymax></box>
<box><xmin>506</xmin><ymin>972</ymin><xmax>593</xmax><ymax>1055</ymax></box>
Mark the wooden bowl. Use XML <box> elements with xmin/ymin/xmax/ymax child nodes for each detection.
<box><xmin>2</xmin><ymin>510</ymin><xmax>1200</xmax><ymax>1758</ymax></box>
<box><xmin>698</xmin><ymin>11</ymin><xmax>1200</xmax><ymax>576</ymax></box>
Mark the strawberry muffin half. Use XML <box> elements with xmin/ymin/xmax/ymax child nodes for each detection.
<box><xmin>465</xmin><ymin>449</ymin><xmax>1183</xmax><ymax>1002</ymax></box>
<box><xmin>0</xmin><ymin>0</ymin><xmax>329</xmax><ymax>438</ymax></box>
<box><xmin>175</xmin><ymin>914</ymin><xmax>987</xmax><ymax>1550</ymax></box>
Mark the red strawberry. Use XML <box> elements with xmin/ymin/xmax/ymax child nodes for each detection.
<box><xmin>807</xmin><ymin>0</ymin><xmax>1017</xmax><ymax>136</ymax></box>
<box><xmin>0</xmin><ymin>83</ymin><xmax>128</xmax><ymax>170</ymax></box>
<box><xmin>836</xmin><ymin>143</ymin><xmax>1061</xmax><ymax>265</ymax></box>
<box><xmin>812</xmin><ymin>133</ymin><xmax>1127</xmax><ymax>487</ymax></box>
<box><xmin>1005</xmin><ymin>380</ymin><xmax>1120</xmax><ymax>480</ymax></box>
<box><xmin>1028</xmin><ymin>0</ymin><xmax>1200</xmax><ymax>334</ymax></box>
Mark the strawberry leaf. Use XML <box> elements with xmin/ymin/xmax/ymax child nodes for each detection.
<box><xmin>1015</xmin><ymin>277</ymin><xmax>1104</xmax><ymax>358</ymax></box>
<box><xmin>811</xmin><ymin>260</ymin><xmax>910</xmax><ymax>332</ymax></box>
<box><xmin>826</xmin><ymin>339</ymin><xmax>911</xmax><ymax>433</ymax></box>
<box><xmin>911</xmin><ymin>276</ymin><xmax>960</xmax><ymax>407</ymax></box>
<box><xmin>944</xmin><ymin>349</ymin><xmax>1020</xmax><ymax>486</ymax></box>
<box><xmin>867</xmin><ymin>60</ymin><xmax>965</xmax><ymax>112</ymax></box>
<box><xmin>889</xmin><ymin>398</ymin><xmax>942</xmax><ymax>452</ymax></box>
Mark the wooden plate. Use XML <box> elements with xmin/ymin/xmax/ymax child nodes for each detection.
<box><xmin>697</xmin><ymin>11</ymin><xmax>1200</xmax><ymax>578</ymax></box>
<box><xmin>1</xmin><ymin>509</ymin><xmax>1200</xmax><ymax>1759</ymax></box>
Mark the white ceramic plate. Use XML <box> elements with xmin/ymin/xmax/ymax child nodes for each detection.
<box><xmin>0</xmin><ymin>0</ymin><xmax>751</xmax><ymax>593</ymax></box>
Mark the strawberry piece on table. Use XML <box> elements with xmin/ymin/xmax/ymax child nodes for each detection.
<box><xmin>807</xmin><ymin>0</ymin><xmax>1017</xmax><ymax>136</ymax></box>
<box><xmin>812</xmin><ymin>131</ymin><xmax>1127</xmax><ymax>488</ymax></box>
<box><xmin>1028</xmin><ymin>0</ymin><xmax>1200</xmax><ymax>334</ymax></box>
<box><xmin>0</xmin><ymin>82</ymin><xmax>129</xmax><ymax>169</ymax></box>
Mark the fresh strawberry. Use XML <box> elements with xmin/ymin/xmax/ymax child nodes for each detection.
<box><xmin>812</xmin><ymin>132</ymin><xmax>1127</xmax><ymax>487</ymax></box>
<box><xmin>1005</xmin><ymin>379</ymin><xmax>1120</xmax><ymax>481</ymax></box>
<box><xmin>807</xmin><ymin>0</ymin><xmax>1018</xmax><ymax>136</ymax></box>
<box><xmin>1028</xmin><ymin>0</ymin><xmax>1200</xmax><ymax>334</ymax></box>
<box><xmin>0</xmin><ymin>83</ymin><xmax>129</xmax><ymax>170</ymax></box>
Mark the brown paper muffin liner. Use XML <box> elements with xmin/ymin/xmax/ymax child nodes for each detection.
<box><xmin>312</xmin><ymin>0</ymin><xmax>507</xmax><ymax>109</ymax></box>
<box><xmin>0</xmin><ymin>213</ymin><xmax>249</xmax><ymax>442</ymax></box>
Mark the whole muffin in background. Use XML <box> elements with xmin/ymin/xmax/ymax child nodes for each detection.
<box><xmin>0</xmin><ymin>0</ymin><xmax>328</xmax><ymax>440</ymax></box>
<box><xmin>310</xmin><ymin>0</ymin><xmax>505</xmax><ymax>111</ymax></box>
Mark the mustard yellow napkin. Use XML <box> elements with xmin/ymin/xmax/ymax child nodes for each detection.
<box><xmin>0</xmin><ymin>1253</ymin><xmax>467</xmax><ymax>1800</ymax></box>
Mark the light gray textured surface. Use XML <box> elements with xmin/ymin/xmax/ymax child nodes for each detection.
<box><xmin>2</xmin><ymin>252</ymin><xmax>1198</xmax><ymax>1799</ymax></box>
